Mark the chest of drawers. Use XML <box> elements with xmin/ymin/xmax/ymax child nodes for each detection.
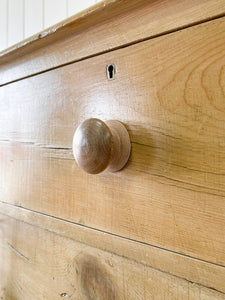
<box><xmin>1</xmin><ymin>1</ymin><xmax>225</xmax><ymax>299</ymax></box>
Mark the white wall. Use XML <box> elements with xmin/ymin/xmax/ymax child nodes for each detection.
<box><xmin>0</xmin><ymin>0</ymin><xmax>100</xmax><ymax>51</ymax></box>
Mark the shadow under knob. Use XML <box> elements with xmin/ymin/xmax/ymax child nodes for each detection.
<box><xmin>73</xmin><ymin>118</ymin><xmax>131</xmax><ymax>174</ymax></box>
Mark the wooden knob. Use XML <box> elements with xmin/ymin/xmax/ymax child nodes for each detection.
<box><xmin>73</xmin><ymin>118</ymin><xmax>131</xmax><ymax>174</ymax></box>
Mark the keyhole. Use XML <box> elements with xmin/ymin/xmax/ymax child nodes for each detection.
<box><xmin>107</xmin><ymin>63</ymin><xmax>116</xmax><ymax>80</ymax></box>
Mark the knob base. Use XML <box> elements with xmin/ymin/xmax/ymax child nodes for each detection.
<box><xmin>105</xmin><ymin>120</ymin><xmax>131</xmax><ymax>172</ymax></box>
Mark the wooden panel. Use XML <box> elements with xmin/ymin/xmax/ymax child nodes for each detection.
<box><xmin>7</xmin><ymin>0</ymin><xmax>24</xmax><ymax>47</ymax></box>
<box><xmin>0</xmin><ymin>211</ymin><xmax>225</xmax><ymax>299</ymax></box>
<box><xmin>1</xmin><ymin>202</ymin><xmax>225</xmax><ymax>294</ymax></box>
<box><xmin>1</xmin><ymin>18</ymin><xmax>225</xmax><ymax>266</ymax></box>
<box><xmin>24</xmin><ymin>0</ymin><xmax>43</xmax><ymax>39</ymax></box>
<box><xmin>1</xmin><ymin>0</ymin><xmax>225</xmax><ymax>85</ymax></box>
<box><xmin>44</xmin><ymin>0</ymin><xmax>67</xmax><ymax>28</ymax></box>
<box><xmin>0</xmin><ymin>0</ymin><xmax>7</xmax><ymax>51</ymax></box>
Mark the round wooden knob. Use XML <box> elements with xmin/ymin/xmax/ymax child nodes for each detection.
<box><xmin>73</xmin><ymin>118</ymin><xmax>131</xmax><ymax>174</ymax></box>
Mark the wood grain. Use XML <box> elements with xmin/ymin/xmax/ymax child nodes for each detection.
<box><xmin>73</xmin><ymin>118</ymin><xmax>113</xmax><ymax>174</ymax></box>
<box><xmin>1</xmin><ymin>202</ymin><xmax>225</xmax><ymax>294</ymax></box>
<box><xmin>0</xmin><ymin>0</ymin><xmax>225</xmax><ymax>85</ymax></box>
<box><xmin>73</xmin><ymin>119</ymin><xmax>131</xmax><ymax>174</ymax></box>
<box><xmin>1</xmin><ymin>18</ymin><xmax>225</xmax><ymax>265</ymax></box>
<box><xmin>0</xmin><ymin>211</ymin><xmax>225</xmax><ymax>299</ymax></box>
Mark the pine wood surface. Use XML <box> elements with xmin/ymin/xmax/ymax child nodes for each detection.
<box><xmin>1</xmin><ymin>210</ymin><xmax>225</xmax><ymax>299</ymax></box>
<box><xmin>0</xmin><ymin>0</ymin><xmax>225</xmax><ymax>85</ymax></box>
<box><xmin>73</xmin><ymin>119</ymin><xmax>131</xmax><ymax>174</ymax></box>
<box><xmin>1</xmin><ymin>202</ymin><xmax>225</xmax><ymax>294</ymax></box>
<box><xmin>1</xmin><ymin>17</ymin><xmax>225</xmax><ymax>267</ymax></box>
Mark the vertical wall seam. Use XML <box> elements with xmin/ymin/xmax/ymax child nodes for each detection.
<box><xmin>22</xmin><ymin>0</ymin><xmax>25</xmax><ymax>40</ymax></box>
<box><xmin>6</xmin><ymin>0</ymin><xmax>8</xmax><ymax>47</ymax></box>
<box><xmin>66</xmin><ymin>0</ymin><xmax>68</xmax><ymax>18</ymax></box>
<box><xmin>3</xmin><ymin>0</ymin><xmax>98</xmax><ymax>50</ymax></box>
<box><xmin>42</xmin><ymin>0</ymin><xmax>45</xmax><ymax>29</ymax></box>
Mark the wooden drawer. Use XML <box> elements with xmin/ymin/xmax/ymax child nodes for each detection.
<box><xmin>1</xmin><ymin>1</ymin><xmax>225</xmax><ymax>296</ymax></box>
<box><xmin>1</xmin><ymin>212</ymin><xmax>224</xmax><ymax>300</ymax></box>
<box><xmin>1</xmin><ymin>0</ymin><xmax>224</xmax><ymax>85</ymax></box>
<box><xmin>1</xmin><ymin>16</ymin><xmax>225</xmax><ymax>269</ymax></box>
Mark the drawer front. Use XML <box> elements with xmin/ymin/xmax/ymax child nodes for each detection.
<box><xmin>1</xmin><ymin>0</ymin><xmax>225</xmax><ymax>86</ymax></box>
<box><xmin>1</xmin><ymin>213</ymin><xmax>224</xmax><ymax>300</ymax></box>
<box><xmin>1</xmin><ymin>17</ymin><xmax>225</xmax><ymax>266</ymax></box>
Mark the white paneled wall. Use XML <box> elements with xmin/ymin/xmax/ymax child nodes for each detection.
<box><xmin>0</xmin><ymin>0</ymin><xmax>7</xmax><ymax>51</ymax></box>
<box><xmin>44</xmin><ymin>0</ymin><xmax>67</xmax><ymax>28</ymax></box>
<box><xmin>0</xmin><ymin>0</ymin><xmax>100</xmax><ymax>51</ymax></box>
<box><xmin>24</xmin><ymin>0</ymin><xmax>43</xmax><ymax>39</ymax></box>
<box><xmin>68</xmin><ymin>0</ymin><xmax>97</xmax><ymax>15</ymax></box>
<box><xmin>8</xmin><ymin>0</ymin><xmax>23</xmax><ymax>46</ymax></box>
